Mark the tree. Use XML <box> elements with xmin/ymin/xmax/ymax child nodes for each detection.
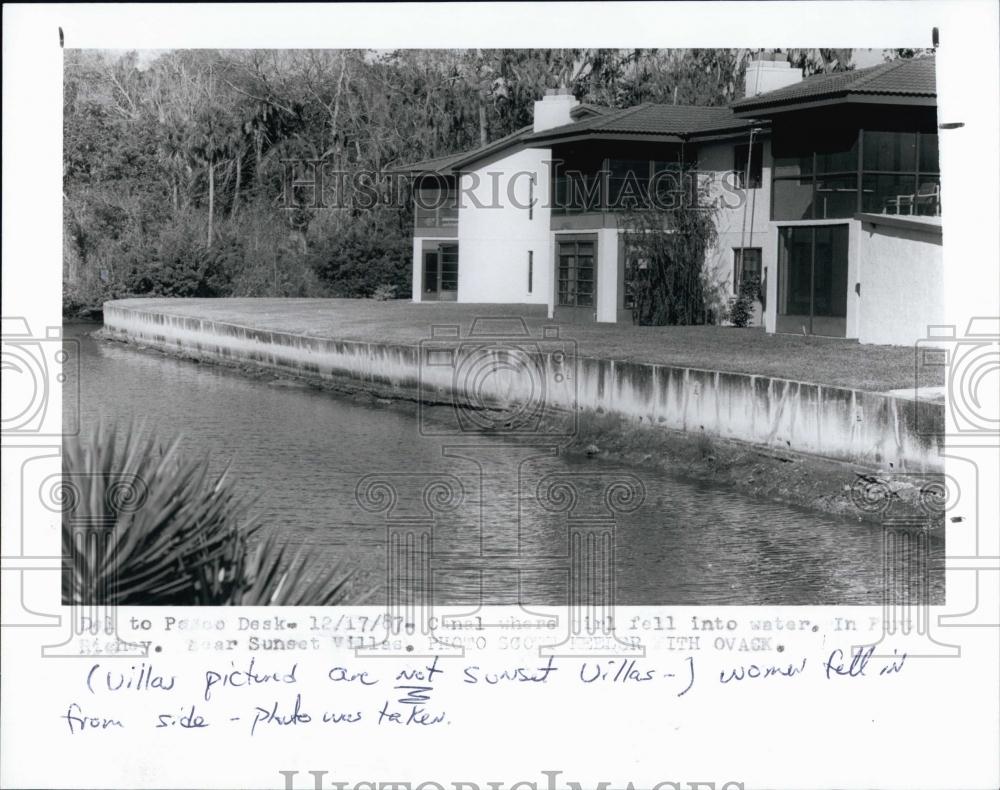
<box><xmin>620</xmin><ymin>169</ymin><xmax>720</xmax><ymax>326</ymax></box>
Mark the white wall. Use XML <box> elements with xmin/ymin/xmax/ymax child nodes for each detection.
<box><xmin>596</xmin><ymin>228</ymin><xmax>620</xmax><ymax>322</ymax></box>
<box><xmin>857</xmin><ymin>221</ymin><xmax>944</xmax><ymax>346</ymax></box>
<box><xmin>697</xmin><ymin>137</ymin><xmax>773</xmax><ymax>326</ymax></box>
<box><xmin>456</xmin><ymin>147</ymin><xmax>553</xmax><ymax>305</ymax></box>
<box><xmin>410</xmin><ymin>237</ymin><xmax>421</xmax><ymax>301</ymax></box>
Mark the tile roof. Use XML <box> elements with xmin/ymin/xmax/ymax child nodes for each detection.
<box><xmin>526</xmin><ymin>103</ymin><xmax>756</xmax><ymax>142</ymax></box>
<box><xmin>732</xmin><ymin>55</ymin><xmax>936</xmax><ymax>112</ymax></box>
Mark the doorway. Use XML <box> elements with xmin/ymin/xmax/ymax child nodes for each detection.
<box><xmin>777</xmin><ymin>225</ymin><xmax>848</xmax><ymax>337</ymax></box>
<box><xmin>422</xmin><ymin>244</ymin><xmax>459</xmax><ymax>301</ymax></box>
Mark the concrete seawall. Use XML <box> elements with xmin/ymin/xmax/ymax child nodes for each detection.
<box><xmin>103</xmin><ymin>301</ymin><xmax>944</xmax><ymax>472</ymax></box>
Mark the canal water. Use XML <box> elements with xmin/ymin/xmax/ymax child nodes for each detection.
<box><xmin>65</xmin><ymin>322</ymin><xmax>944</xmax><ymax>605</ymax></box>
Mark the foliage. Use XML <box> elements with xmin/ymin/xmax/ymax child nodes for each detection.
<box><xmin>62</xmin><ymin>47</ymin><xmax>860</xmax><ymax>314</ymax></box>
<box><xmin>729</xmin><ymin>274</ymin><xmax>762</xmax><ymax>328</ymax></box>
<box><xmin>371</xmin><ymin>284</ymin><xmax>398</xmax><ymax>301</ymax></box>
<box><xmin>307</xmin><ymin>212</ymin><xmax>411</xmax><ymax>298</ymax></box>
<box><xmin>621</xmin><ymin>173</ymin><xmax>720</xmax><ymax>326</ymax></box>
<box><xmin>62</xmin><ymin>423</ymin><xmax>359</xmax><ymax>605</ymax></box>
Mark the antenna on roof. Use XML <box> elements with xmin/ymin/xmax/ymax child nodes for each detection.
<box><xmin>932</xmin><ymin>27</ymin><xmax>939</xmax><ymax>48</ymax></box>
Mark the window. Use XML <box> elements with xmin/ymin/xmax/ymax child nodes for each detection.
<box><xmin>414</xmin><ymin>185</ymin><xmax>458</xmax><ymax>228</ymax></box>
<box><xmin>527</xmin><ymin>250</ymin><xmax>533</xmax><ymax>294</ymax></box>
<box><xmin>861</xmin><ymin>130</ymin><xmax>940</xmax><ymax>216</ymax></box>
<box><xmin>734</xmin><ymin>143</ymin><xmax>763</xmax><ymax>189</ymax></box>
<box><xmin>733</xmin><ymin>248</ymin><xmax>762</xmax><ymax>294</ymax></box>
<box><xmin>557</xmin><ymin>240</ymin><xmax>595</xmax><ymax>307</ymax></box>
<box><xmin>771</xmin><ymin>128</ymin><xmax>941</xmax><ymax>220</ymax></box>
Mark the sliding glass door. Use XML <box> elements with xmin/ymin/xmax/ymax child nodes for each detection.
<box><xmin>777</xmin><ymin>225</ymin><xmax>849</xmax><ymax>337</ymax></box>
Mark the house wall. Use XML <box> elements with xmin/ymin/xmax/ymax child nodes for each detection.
<box><xmin>456</xmin><ymin>147</ymin><xmax>553</xmax><ymax>307</ymax></box>
<box><xmin>697</xmin><ymin>137</ymin><xmax>774</xmax><ymax>329</ymax></box>
<box><xmin>857</xmin><ymin>220</ymin><xmax>943</xmax><ymax>345</ymax></box>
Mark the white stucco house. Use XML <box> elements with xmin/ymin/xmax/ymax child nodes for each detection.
<box><xmin>399</xmin><ymin>55</ymin><xmax>942</xmax><ymax>345</ymax></box>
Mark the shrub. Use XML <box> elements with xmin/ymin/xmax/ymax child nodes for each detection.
<box><xmin>308</xmin><ymin>215</ymin><xmax>411</xmax><ymax>298</ymax></box>
<box><xmin>62</xmin><ymin>423</ymin><xmax>360</xmax><ymax>605</ymax></box>
<box><xmin>371</xmin><ymin>284</ymin><xmax>398</xmax><ymax>301</ymax></box>
<box><xmin>730</xmin><ymin>274</ymin><xmax>761</xmax><ymax>328</ymax></box>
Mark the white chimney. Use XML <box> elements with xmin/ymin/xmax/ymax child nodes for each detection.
<box><xmin>743</xmin><ymin>54</ymin><xmax>803</xmax><ymax>98</ymax></box>
<box><xmin>533</xmin><ymin>88</ymin><xmax>580</xmax><ymax>133</ymax></box>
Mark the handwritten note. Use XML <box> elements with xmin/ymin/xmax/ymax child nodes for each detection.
<box><xmin>61</xmin><ymin>648</ymin><xmax>906</xmax><ymax>736</ymax></box>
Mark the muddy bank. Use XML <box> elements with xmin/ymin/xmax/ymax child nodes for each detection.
<box><xmin>95</xmin><ymin>327</ymin><xmax>941</xmax><ymax>528</ymax></box>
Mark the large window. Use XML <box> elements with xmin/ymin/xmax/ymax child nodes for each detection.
<box><xmin>861</xmin><ymin>130</ymin><xmax>940</xmax><ymax>216</ymax></box>
<box><xmin>557</xmin><ymin>239</ymin><xmax>595</xmax><ymax>307</ymax></box>
<box><xmin>734</xmin><ymin>142</ymin><xmax>763</xmax><ymax>189</ymax></box>
<box><xmin>771</xmin><ymin>128</ymin><xmax>940</xmax><ymax>220</ymax></box>
<box><xmin>414</xmin><ymin>186</ymin><xmax>458</xmax><ymax>228</ymax></box>
<box><xmin>551</xmin><ymin>149</ymin><xmax>694</xmax><ymax>215</ymax></box>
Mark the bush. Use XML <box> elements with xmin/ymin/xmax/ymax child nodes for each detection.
<box><xmin>62</xmin><ymin>423</ymin><xmax>361</xmax><ymax>605</ymax></box>
<box><xmin>730</xmin><ymin>274</ymin><xmax>761</xmax><ymax>328</ymax></box>
<box><xmin>308</xmin><ymin>215</ymin><xmax>410</xmax><ymax>298</ymax></box>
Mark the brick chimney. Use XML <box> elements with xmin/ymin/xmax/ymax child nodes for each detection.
<box><xmin>743</xmin><ymin>54</ymin><xmax>803</xmax><ymax>98</ymax></box>
<box><xmin>533</xmin><ymin>87</ymin><xmax>580</xmax><ymax>133</ymax></box>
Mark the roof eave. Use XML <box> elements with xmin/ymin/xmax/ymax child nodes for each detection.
<box><xmin>732</xmin><ymin>92</ymin><xmax>937</xmax><ymax>117</ymax></box>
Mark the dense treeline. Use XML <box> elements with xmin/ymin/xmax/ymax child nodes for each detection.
<box><xmin>63</xmin><ymin>48</ymin><xmax>873</xmax><ymax>315</ymax></box>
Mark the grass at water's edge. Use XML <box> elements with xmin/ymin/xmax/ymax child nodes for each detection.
<box><xmin>94</xmin><ymin>328</ymin><xmax>943</xmax><ymax>529</ymax></box>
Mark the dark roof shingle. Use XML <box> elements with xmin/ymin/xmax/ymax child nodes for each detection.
<box><xmin>527</xmin><ymin>103</ymin><xmax>756</xmax><ymax>142</ymax></box>
<box><xmin>732</xmin><ymin>56</ymin><xmax>936</xmax><ymax>113</ymax></box>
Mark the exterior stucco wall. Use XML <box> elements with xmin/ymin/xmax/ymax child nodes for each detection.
<box><xmin>456</xmin><ymin>147</ymin><xmax>553</xmax><ymax>307</ymax></box>
<box><xmin>696</xmin><ymin>138</ymin><xmax>774</xmax><ymax>329</ymax></box>
<box><xmin>697</xmin><ymin>139</ymin><xmax>773</xmax><ymax>287</ymax></box>
<box><xmin>857</xmin><ymin>221</ymin><xmax>943</xmax><ymax>346</ymax></box>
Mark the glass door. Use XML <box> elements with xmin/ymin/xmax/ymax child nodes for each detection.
<box><xmin>422</xmin><ymin>245</ymin><xmax>459</xmax><ymax>301</ymax></box>
<box><xmin>777</xmin><ymin>225</ymin><xmax>848</xmax><ymax>337</ymax></box>
<box><xmin>556</xmin><ymin>238</ymin><xmax>596</xmax><ymax>320</ymax></box>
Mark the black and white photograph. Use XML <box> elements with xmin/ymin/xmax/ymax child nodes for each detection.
<box><xmin>2</xmin><ymin>3</ymin><xmax>998</xmax><ymax>789</ymax></box>
<box><xmin>59</xmin><ymin>45</ymin><xmax>951</xmax><ymax>607</ymax></box>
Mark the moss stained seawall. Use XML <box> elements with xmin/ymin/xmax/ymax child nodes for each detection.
<box><xmin>103</xmin><ymin>300</ymin><xmax>944</xmax><ymax>473</ymax></box>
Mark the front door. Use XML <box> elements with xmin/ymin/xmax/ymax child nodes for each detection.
<box><xmin>422</xmin><ymin>244</ymin><xmax>459</xmax><ymax>301</ymax></box>
<box><xmin>776</xmin><ymin>225</ymin><xmax>848</xmax><ymax>337</ymax></box>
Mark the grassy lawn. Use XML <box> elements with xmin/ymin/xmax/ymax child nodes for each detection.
<box><xmin>111</xmin><ymin>298</ymin><xmax>935</xmax><ymax>392</ymax></box>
